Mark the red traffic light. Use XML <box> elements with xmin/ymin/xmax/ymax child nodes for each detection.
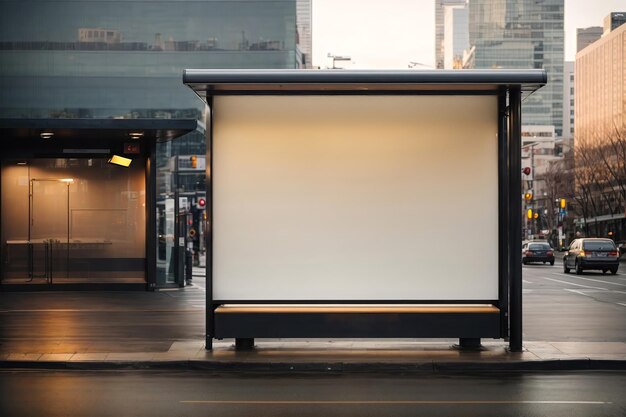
<box><xmin>522</xmin><ymin>167</ymin><xmax>531</xmax><ymax>175</ymax></box>
<box><xmin>197</xmin><ymin>198</ymin><xmax>206</xmax><ymax>208</ymax></box>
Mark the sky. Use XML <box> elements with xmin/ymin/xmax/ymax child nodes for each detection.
<box><xmin>312</xmin><ymin>0</ymin><xmax>626</xmax><ymax>69</ymax></box>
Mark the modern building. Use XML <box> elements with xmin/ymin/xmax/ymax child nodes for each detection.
<box><xmin>562</xmin><ymin>61</ymin><xmax>574</xmax><ymax>141</ymax></box>
<box><xmin>296</xmin><ymin>0</ymin><xmax>313</xmax><ymax>68</ymax></box>
<box><xmin>0</xmin><ymin>0</ymin><xmax>303</xmax><ymax>290</ymax></box>
<box><xmin>574</xmin><ymin>17</ymin><xmax>626</xmax><ymax>239</ymax></box>
<box><xmin>435</xmin><ymin>0</ymin><xmax>468</xmax><ymax>69</ymax></box>
<box><xmin>576</xmin><ymin>27</ymin><xmax>602</xmax><ymax>53</ymax></box>
<box><xmin>467</xmin><ymin>0</ymin><xmax>564</xmax><ymax>136</ymax></box>
<box><xmin>443</xmin><ymin>1</ymin><xmax>469</xmax><ymax>69</ymax></box>
<box><xmin>604</xmin><ymin>12</ymin><xmax>626</xmax><ymax>34</ymax></box>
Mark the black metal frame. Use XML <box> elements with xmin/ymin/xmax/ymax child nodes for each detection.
<box><xmin>189</xmin><ymin>70</ymin><xmax>544</xmax><ymax>351</ymax></box>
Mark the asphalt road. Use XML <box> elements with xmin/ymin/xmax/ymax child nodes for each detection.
<box><xmin>523</xmin><ymin>257</ymin><xmax>626</xmax><ymax>342</ymax></box>
<box><xmin>1</xmin><ymin>370</ymin><xmax>624</xmax><ymax>417</ymax></box>
<box><xmin>0</xmin><ymin>261</ymin><xmax>624</xmax><ymax>354</ymax></box>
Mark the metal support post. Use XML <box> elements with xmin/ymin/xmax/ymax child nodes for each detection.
<box><xmin>508</xmin><ymin>86</ymin><xmax>523</xmax><ymax>352</ymax></box>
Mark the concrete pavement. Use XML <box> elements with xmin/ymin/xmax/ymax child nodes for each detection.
<box><xmin>1</xmin><ymin>268</ymin><xmax>625</xmax><ymax>373</ymax></box>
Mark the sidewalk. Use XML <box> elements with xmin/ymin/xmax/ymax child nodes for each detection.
<box><xmin>3</xmin><ymin>339</ymin><xmax>626</xmax><ymax>372</ymax></box>
<box><xmin>1</xmin><ymin>269</ymin><xmax>625</xmax><ymax>373</ymax></box>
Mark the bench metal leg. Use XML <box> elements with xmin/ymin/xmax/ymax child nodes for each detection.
<box><xmin>205</xmin><ymin>336</ymin><xmax>213</xmax><ymax>351</ymax></box>
<box><xmin>235</xmin><ymin>338</ymin><xmax>255</xmax><ymax>350</ymax></box>
<box><xmin>458</xmin><ymin>338</ymin><xmax>482</xmax><ymax>350</ymax></box>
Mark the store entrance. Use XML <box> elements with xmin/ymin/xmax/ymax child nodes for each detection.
<box><xmin>2</xmin><ymin>158</ymin><xmax>146</xmax><ymax>285</ymax></box>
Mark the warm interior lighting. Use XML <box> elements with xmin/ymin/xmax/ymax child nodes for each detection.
<box><xmin>129</xmin><ymin>131</ymin><xmax>144</xmax><ymax>139</ymax></box>
<box><xmin>17</xmin><ymin>161</ymin><xmax>27</xmax><ymax>165</ymax></box>
<box><xmin>108</xmin><ymin>155</ymin><xmax>132</xmax><ymax>167</ymax></box>
<box><xmin>40</xmin><ymin>132</ymin><xmax>54</xmax><ymax>139</ymax></box>
<box><xmin>59</xmin><ymin>178</ymin><xmax>74</xmax><ymax>183</ymax></box>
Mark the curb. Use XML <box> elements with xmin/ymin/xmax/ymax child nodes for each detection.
<box><xmin>2</xmin><ymin>359</ymin><xmax>625</xmax><ymax>373</ymax></box>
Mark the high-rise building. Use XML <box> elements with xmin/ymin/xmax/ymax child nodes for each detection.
<box><xmin>435</xmin><ymin>0</ymin><xmax>467</xmax><ymax>69</ymax></box>
<box><xmin>562</xmin><ymin>61</ymin><xmax>574</xmax><ymax>141</ymax></box>
<box><xmin>296</xmin><ymin>0</ymin><xmax>313</xmax><ymax>68</ymax></box>
<box><xmin>576</xmin><ymin>27</ymin><xmax>602</xmax><ymax>52</ymax></box>
<box><xmin>575</xmin><ymin>19</ymin><xmax>626</xmax><ymax>239</ymax></box>
<box><xmin>468</xmin><ymin>0</ymin><xmax>564</xmax><ymax>136</ymax></box>
<box><xmin>604</xmin><ymin>12</ymin><xmax>626</xmax><ymax>35</ymax></box>
<box><xmin>443</xmin><ymin>1</ymin><xmax>469</xmax><ymax>69</ymax></box>
<box><xmin>0</xmin><ymin>0</ymin><xmax>301</xmax><ymax>289</ymax></box>
<box><xmin>576</xmin><ymin>20</ymin><xmax>626</xmax><ymax>146</ymax></box>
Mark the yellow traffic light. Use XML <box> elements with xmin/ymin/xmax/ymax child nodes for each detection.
<box><xmin>524</xmin><ymin>192</ymin><xmax>533</xmax><ymax>201</ymax></box>
<box><xmin>533</xmin><ymin>212</ymin><xmax>539</xmax><ymax>219</ymax></box>
<box><xmin>527</xmin><ymin>209</ymin><xmax>533</xmax><ymax>219</ymax></box>
<box><xmin>560</xmin><ymin>198</ymin><xmax>566</xmax><ymax>209</ymax></box>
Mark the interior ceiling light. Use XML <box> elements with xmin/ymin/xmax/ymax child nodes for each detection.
<box><xmin>17</xmin><ymin>161</ymin><xmax>28</xmax><ymax>165</ymax></box>
<box><xmin>108</xmin><ymin>154</ymin><xmax>132</xmax><ymax>167</ymax></box>
<box><xmin>40</xmin><ymin>132</ymin><xmax>54</xmax><ymax>139</ymax></box>
<box><xmin>129</xmin><ymin>131</ymin><xmax>144</xmax><ymax>139</ymax></box>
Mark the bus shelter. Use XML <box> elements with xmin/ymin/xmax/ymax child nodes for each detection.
<box><xmin>183</xmin><ymin>69</ymin><xmax>547</xmax><ymax>352</ymax></box>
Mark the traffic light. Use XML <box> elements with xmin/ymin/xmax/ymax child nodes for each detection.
<box><xmin>560</xmin><ymin>198</ymin><xmax>566</xmax><ymax>209</ymax></box>
<box><xmin>196</xmin><ymin>197</ymin><xmax>206</xmax><ymax>210</ymax></box>
<box><xmin>527</xmin><ymin>209</ymin><xmax>533</xmax><ymax>219</ymax></box>
<box><xmin>533</xmin><ymin>212</ymin><xmax>539</xmax><ymax>219</ymax></box>
<box><xmin>524</xmin><ymin>192</ymin><xmax>533</xmax><ymax>201</ymax></box>
<box><xmin>522</xmin><ymin>167</ymin><xmax>532</xmax><ymax>176</ymax></box>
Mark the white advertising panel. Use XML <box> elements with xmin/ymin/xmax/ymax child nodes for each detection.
<box><xmin>213</xmin><ymin>95</ymin><xmax>499</xmax><ymax>300</ymax></box>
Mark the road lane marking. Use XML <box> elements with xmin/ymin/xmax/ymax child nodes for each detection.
<box><xmin>551</xmin><ymin>273</ymin><xmax>626</xmax><ymax>287</ymax></box>
<box><xmin>181</xmin><ymin>400</ymin><xmax>611</xmax><ymax>405</ymax></box>
<box><xmin>523</xmin><ymin>279</ymin><xmax>533</xmax><ymax>284</ymax></box>
<box><xmin>564</xmin><ymin>289</ymin><xmax>593</xmax><ymax>297</ymax></box>
<box><xmin>542</xmin><ymin>277</ymin><xmax>608</xmax><ymax>290</ymax></box>
<box><xmin>617</xmin><ymin>303</ymin><xmax>626</xmax><ymax>307</ymax></box>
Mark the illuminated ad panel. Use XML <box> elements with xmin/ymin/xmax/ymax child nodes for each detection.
<box><xmin>213</xmin><ymin>95</ymin><xmax>498</xmax><ymax>300</ymax></box>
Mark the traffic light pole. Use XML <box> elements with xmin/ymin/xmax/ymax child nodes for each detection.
<box><xmin>508</xmin><ymin>87</ymin><xmax>523</xmax><ymax>352</ymax></box>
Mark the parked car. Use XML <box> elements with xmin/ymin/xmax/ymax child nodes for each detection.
<box><xmin>522</xmin><ymin>241</ymin><xmax>554</xmax><ymax>265</ymax></box>
<box><xmin>563</xmin><ymin>238</ymin><xmax>619</xmax><ymax>275</ymax></box>
<box><xmin>617</xmin><ymin>241</ymin><xmax>626</xmax><ymax>257</ymax></box>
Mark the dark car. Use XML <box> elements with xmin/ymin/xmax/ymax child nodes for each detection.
<box><xmin>522</xmin><ymin>241</ymin><xmax>555</xmax><ymax>265</ymax></box>
<box><xmin>563</xmin><ymin>238</ymin><xmax>619</xmax><ymax>275</ymax></box>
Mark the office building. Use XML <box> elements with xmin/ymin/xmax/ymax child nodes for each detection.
<box><xmin>435</xmin><ymin>0</ymin><xmax>467</xmax><ymax>69</ymax></box>
<box><xmin>562</xmin><ymin>61</ymin><xmax>574</xmax><ymax>141</ymax></box>
<box><xmin>576</xmin><ymin>27</ymin><xmax>602</xmax><ymax>53</ymax></box>
<box><xmin>575</xmin><ymin>19</ymin><xmax>626</xmax><ymax>239</ymax></box>
<box><xmin>467</xmin><ymin>0</ymin><xmax>564</xmax><ymax>136</ymax></box>
<box><xmin>0</xmin><ymin>0</ymin><xmax>301</xmax><ymax>290</ymax></box>
<box><xmin>443</xmin><ymin>1</ymin><xmax>469</xmax><ymax>69</ymax></box>
<box><xmin>604</xmin><ymin>12</ymin><xmax>626</xmax><ymax>34</ymax></box>
<box><xmin>297</xmin><ymin>0</ymin><xmax>313</xmax><ymax>68</ymax></box>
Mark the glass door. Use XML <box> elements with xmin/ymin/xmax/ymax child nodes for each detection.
<box><xmin>29</xmin><ymin>178</ymin><xmax>71</xmax><ymax>282</ymax></box>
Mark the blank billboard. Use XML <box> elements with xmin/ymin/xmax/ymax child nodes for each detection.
<box><xmin>212</xmin><ymin>95</ymin><xmax>499</xmax><ymax>301</ymax></box>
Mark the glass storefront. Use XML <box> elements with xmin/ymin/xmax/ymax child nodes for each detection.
<box><xmin>1</xmin><ymin>158</ymin><xmax>146</xmax><ymax>284</ymax></box>
<box><xmin>0</xmin><ymin>0</ymin><xmax>300</xmax><ymax>288</ymax></box>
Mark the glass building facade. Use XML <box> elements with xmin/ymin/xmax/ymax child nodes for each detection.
<box><xmin>0</xmin><ymin>0</ymin><xmax>300</xmax><ymax>288</ymax></box>
<box><xmin>468</xmin><ymin>0</ymin><xmax>564</xmax><ymax>136</ymax></box>
<box><xmin>435</xmin><ymin>0</ymin><xmax>467</xmax><ymax>69</ymax></box>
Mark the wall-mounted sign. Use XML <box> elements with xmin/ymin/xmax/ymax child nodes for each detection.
<box><xmin>124</xmin><ymin>143</ymin><xmax>141</xmax><ymax>154</ymax></box>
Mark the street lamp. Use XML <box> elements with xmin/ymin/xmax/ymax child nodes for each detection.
<box><xmin>408</xmin><ymin>61</ymin><xmax>434</xmax><ymax>69</ymax></box>
<box><xmin>327</xmin><ymin>53</ymin><xmax>351</xmax><ymax>69</ymax></box>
